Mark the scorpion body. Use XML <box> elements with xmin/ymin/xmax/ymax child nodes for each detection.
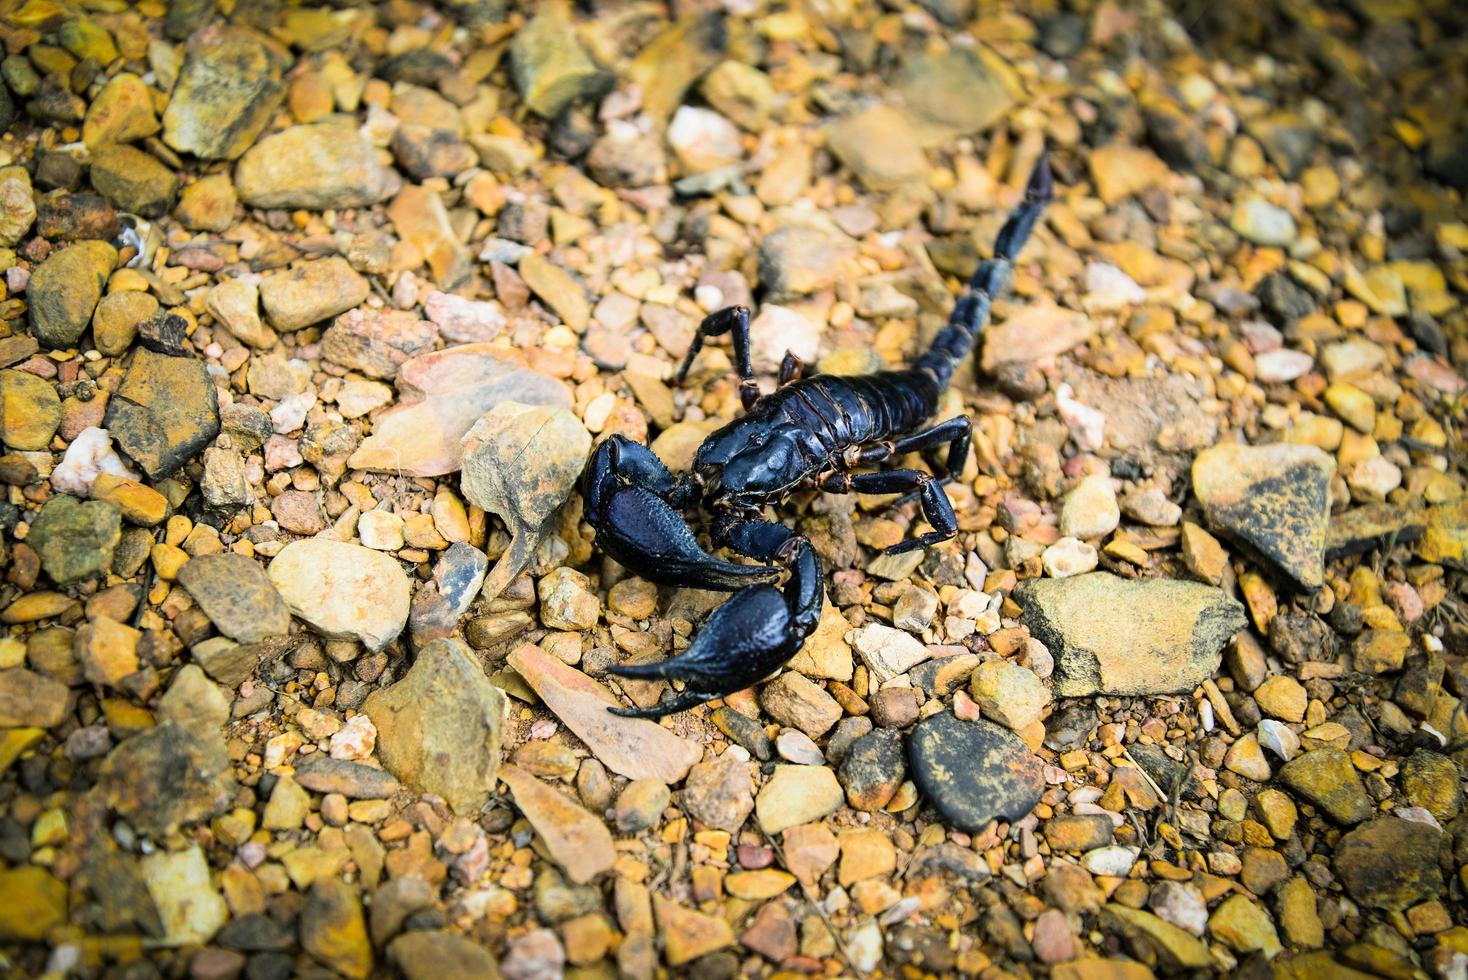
<box><xmin>585</xmin><ymin>155</ymin><xmax>1052</xmax><ymax>718</ymax></box>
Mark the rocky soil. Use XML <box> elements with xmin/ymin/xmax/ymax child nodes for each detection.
<box><xmin>0</xmin><ymin>0</ymin><xmax>1466</xmax><ymax>978</ymax></box>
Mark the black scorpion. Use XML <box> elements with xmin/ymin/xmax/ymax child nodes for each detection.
<box><xmin>584</xmin><ymin>154</ymin><xmax>1052</xmax><ymax>718</ymax></box>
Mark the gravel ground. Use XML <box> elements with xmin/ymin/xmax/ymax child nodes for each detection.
<box><xmin>0</xmin><ymin>1</ymin><xmax>1466</xmax><ymax>978</ymax></box>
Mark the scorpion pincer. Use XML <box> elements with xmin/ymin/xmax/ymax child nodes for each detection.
<box><xmin>584</xmin><ymin>153</ymin><xmax>1053</xmax><ymax>719</ymax></box>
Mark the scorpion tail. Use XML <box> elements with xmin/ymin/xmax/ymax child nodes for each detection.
<box><xmin>914</xmin><ymin>151</ymin><xmax>1052</xmax><ymax>390</ymax></box>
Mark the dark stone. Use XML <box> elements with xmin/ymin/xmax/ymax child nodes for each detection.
<box><xmin>0</xmin><ymin>80</ymin><xmax>12</xmax><ymax>134</ymax></box>
<box><xmin>1254</xmin><ymin>273</ymin><xmax>1317</xmax><ymax>323</ymax></box>
<box><xmin>96</xmin><ymin>721</ymin><xmax>234</xmax><ymax>836</ymax></box>
<box><xmin>1334</xmin><ymin>817</ymin><xmax>1447</xmax><ymax>910</ymax></box>
<box><xmin>1144</xmin><ymin>102</ymin><xmax>1209</xmax><ymax>171</ymax></box>
<box><xmin>104</xmin><ymin>348</ymin><xmax>221</xmax><ymax>480</ymax></box>
<box><xmin>27</xmin><ymin>494</ymin><xmax>121</xmax><ymax>584</ymax></box>
<box><xmin>1043</xmin><ymin>702</ymin><xmax>1097</xmax><ymax>751</ymax></box>
<box><xmin>176</xmin><ymin>553</ymin><xmax>291</xmax><ymax>643</ymax></box>
<box><xmin>379</xmin><ymin>49</ymin><xmax>456</xmax><ymax>87</ymax></box>
<box><xmin>710</xmin><ymin>706</ymin><xmax>771</xmax><ymax>761</ymax></box>
<box><xmin>838</xmin><ymin>728</ymin><xmax>905</xmax><ymax>812</ymax></box>
<box><xmin>294</xmin><ymin>756</ymin><xmax>400</xmax><ymax>799</ymax></box>
<box><xmin>35</xmin><ymin>150</ymin><xmax>84</xmax><ymax>191</ymax></box>
<box><xmin>908</xmin><ymin>713</ymin><xmax>1044</xmax><ymax>833</ymax></box>
<box><xmin>137</xmin><ymin>310</ymin><xmax>191</xmax><ymax>356</ymax></box>
<box><xmin>165</xmin><ymin>0</ymin><xmax>216</xmax><ymax>40</ymax></box>
<box><xmin>35</xmin><ymin>191</ymin><xmax>119</xmax><ymax>241</ymax></box>
<box><xmin>1325</xmin><ymin>503</ymin><xmax>1426</xmax><ymax>560</ymax></box>
<box><xmin>218</xmin><ymin>913</ymin><xmax>294</xmax><ymax>952</ymax></box>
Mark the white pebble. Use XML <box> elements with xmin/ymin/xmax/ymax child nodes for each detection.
<box><xmin>51</xmin><ymin>427</ymin><xmax>139</xmax><ymax>496</ymax></box>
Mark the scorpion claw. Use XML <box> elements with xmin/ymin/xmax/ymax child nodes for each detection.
<box><xmin>595</xmin><ymin>486</ymin><xmax>777</xmax><ymax>590</ymax></box>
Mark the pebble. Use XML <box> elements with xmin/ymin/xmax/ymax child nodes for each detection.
<box><xmin>1083</xmin><ymin>262</ymin><xmax>1146</xmax><ymax>311</ymax></box>
<box><xmin>852</xmin><ymin>623</ymin><xmax>931</xmax><ymax>683</ymax></box>
<box><xmin>1042</xmin><ymin>536</ymin><xmax>1098</xmax><ymax>578</ymax></box>
<box><xmin>162</xmin><ymin>27</ymin><xmax>284</xmax><ymax>160</ymax></box>
<box><xmin>177</xmin><ymin>553</ymin><xmax>291</xmax><ymax>643</ymax></box>
<box><xmin>1060</xmin><ymin>474</ymin><xmax>1120</xmax><ymax>539</ymax></box>
<box><xmin>1208</xmin><ymin>894</ymin><xmax>1281</xmax><ymax>958</ymax></box>
<box><xmin>500</xmin><ymin>765</ymin><xmax>615</xmax><ymax>885</ymax></box>
<box><xmin>969</xmin><ymin>659</ymin><xmax>1050</xmax><ymax>731</ymax></box>
<box><xmin>207</xmin><ymin>279</ymin><xmax>274</xmax><ymax>349</ymax></box>
<box><xmin>28</xmin><ymin>240</ymin><xmax>117</xmax><ymax>348</ymax></box>
<box><xmin>0</xmin><ymin>369</ymin><xmax>61</xmax><ymax>451</ymax></box>
<box><xmin>260</xmin><ymin>258</ymin><xmax>370</xmax><ymax>332</ymax></box>
<box><xmin>755</xmin><ymin>764</ymin><xmax>845</xmax><ymax>834</ymax></box>
<box><xmin>1192</xmin><ymin>442</ymin><xmax>1335</xmax><ymax>591</ymax></box>
<box><xmin>759</xmin><ymin>672</ymin><xmax>842</xmax><ymax>739</ymax></box>
<box><xmin>27</xmin><ymin>494</ymin><xmax>121</xmax><ymax>584</ymax></box>
<box><xmin>389</xmin><ymin>931</ymin><xmax>501</xmax><ymax>980</ymax></box>
<box><xmin>1278</xmin><ymin>749</ymin><xmax>1373</xmax><ymax>825</ymax></box>
<box><xmin>509</xmin><ymin>2</ymin><xmax>607</xmax><ymax>119</ymax></box>
<box><xmin>1333</xmin><ymin>817</ymin><xmax>1446</xmax><ymax>910</ymax></box>
<box><xmin>907</xmin><ymin>713</ymin><xmax>1044</xmax><ymax>833</ymax></box>
<box><xmin>104</xmin><ymin>349</ymin><xmax>221</xmax><ymax>480</ymax></box>
<box><xmin>141</xmin><ymin>845</ymin><xmax>229</xmax><ymax>946</ymax></box>
<box><xmin>300</xmin><ymin>878</ymin><xmax>373</xmax><ymax>979</ymax></box>
<box><xmin>268</xmin><ymin>539</ymin><xmax>411</xmax><ymax>651</ymax></box>
<box><xmin>1017</xmin><ymin>572</ymin><xmax>1246</xmax><ymax>696</ymax></box>
<box><xmin>235</xmin><ymin>121</ymin><xmax>399</xmax><ymax>209</ymax></box>
<box><xmin>536</xmin><ymin>567</ymin><xmax>599</xmax><ymax>631</ymax></box>
<box><xmin>653</xmin><ymin>894</ymin><xmax>735</xmax><ymax>967</ymax></box>
<box><xmin>365</xmin><ymin>638</ymin><xmax>505</xmax><ymax>814</ymax></box>
<box><xmin>1230</xmin><ymin>198</ymin><xmax>1297</xmax><ymax>246</ymax></box>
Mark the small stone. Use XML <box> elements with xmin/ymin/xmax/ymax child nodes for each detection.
<box><xmin>519</xmin><ymin>253</ymin><xmax>590</xmax><ymax>332</ymax></box>
<box><xmin>838</xmin><ymin>728</ymin><xmax>906</xmax><ymax>811</ymax></box>
<box><xmin>1017</xmin><ymin>572</ymin><xmax>1245</xmax><ymax>697</ymax></box>
<box><xmin>105</xmin><ymin>349</ymin><xmax>221</xmax><ymax>480</ymax></box>
<box><xmin>1400</xmin><ymin>750</ymin><xmax>1461</xmax><ymax>820</ymax></box>
<box><xmin>0</xmin><ymin>369</ymin><xmax>61</xmax><ymax>451</ymax></box>
<box><xmin>28</xmin><ymin>494</ymin><xmax>122</xmax><ymax>584</ymax></box>
<box><xmin>653</xmin><ymin>894</ymin><xmax>734</xmax><ymax>967</ymax></box>
<box><xmin>1180</xmin><ymin>522</ymin><xmax>1230</xmax><ymax>586</ymax></box>
<box><xmin>537</xmin><ymin>567</ymin><xmax>599</xmax><ymax>631</ymax></box>
<box><xmin>389</xmin><ymin>932</ymin><xmax>499</xmax><ymax>980</ymax></box>
<box><xmin>1149</xmin><ymin>881</ymin><xmax>1207</xmax><ymax>936</ymax></box>
<box><xmin>759</xmin><ymin>672</ymin><xmax>841</xmax><ymax>739</ymax></box>
<box><xmin>174</xmin><ymin>552</ymin><xmax>290</xmax><ymax>643</ymax></box>
<box><xmin>0</xmin><ymin>169</ymin><xmax>34</xmax><ymax>247</ymax></box>
<box><xmin>509</xmin><ymin>1</ymin><xmax>608</xmax><ymax>118</ymax></box>
<box><xmin>175</xmin><ymin>174</ymin><xmax>238</xmax><ymax>232</ymax></box>
<box><xmin>1042</xmin><ymin>537</ymin><xmax>1098</xmax><ymax>578</ymax></box>
<box><xmin>262</xmin><ymin>774</ymin><xmax>311</xmax><ymax>830</ymax></box>
<box><xmin>141</xmin><ymin>845</ymin><xmax>229</xmax><ymax>946</ymax></box>
<box><xmin>294</xmin><ymin>756</ymin><xmax>399</xmax><ymax>799</ymax></box>
<box><xmin>76</xmin><ymin>615</ymin><xmax>141</xmax><ymax>687</ymax></box>
<box><xmin>1089</xmin><ymin>144</ymin><xmax>1171</xmax><ymax>203</ymax></box>
<box><xmin>1084</xmin><ymin>262</ymin><xmax>1146</xmax><ymax>311</ymax></box>
<box><xmin>28</xmin><ymin>240</ymin><xmax>117</xmax><ymax>348</ymax></box>
<box><xmin>1224</xmin><ymin>733</ymin><xmax>1272</xmax><ymax>782</ymax></box>
<box><xmin>235</xmin><ymin>121</ymin><xmax>398</xmax><ymax>209</ymax></box>
<box><xmin>1277</xmin><ymin>876</ymin><xmax>1323</xmax><ymax>948</ymax></box>
<box><xmin>207</xmin><ymin>278</ymin><xmax>274</xmax><ymax>348</ymax></box>
<box><xmin>1353</xmin><ymin>629</ymin><xmax>1409</xmax><ymax>674</ymax></box>
<box><xmin>0</xmin><ymin>866</ymin><xmax>68</xmax><ymax>942</ymax></box>
<box><xmin>1044</xmin><ymin>814</ymin><xmax>1116</xmax><ymax>853</ymax></box>
<box><xmin>615</xmin><ymin>780</ymin><xmax>670</xmax><ymax>833</ymax></box>
<box><xmin>1254</xmin><ymin>675</ymin><xmax>1307</xmax><ymax>722</ymax></box>
<box><xmin>97</xmin><ymin>721</ymin><xmax>235</xmax><ymax>836</ymax></box>
<box><xmin>358</xmin><ymin>510</ymin><xmax>405</xmax><ymax>551</ymax></box>
<box><xmin>1333</xmin><ymin>817</ymin><xmax>1446</xmax><ymax>910</ymax></box>
<box><xmin>667</xmin><ymin>105</ymin><xmax>743</xmax><ymax>173</ymax></box>
<box><xmin>908</xmin><ymin>713</ymin><xmax>1044</xmax><ymax>833</ymax></box>
<box><xmin>1060</xmin><ymin>474</ymin><xmax>1120</xmax><ymax>539</ymax></box>
<box><xmin>755</xmin><ymin>764</ymin><xmax>845</xmax><ymax>834</ymax></box>
<box><xmin>1278</xmin><ymin>749</ymin><xmax>1372</xmax><ymax>825</ymax></box>
<box><xmin>501</xmin><ymin>765</ymin><xmax>615</xmax><ymax>884</ymax></box>
<box><xmin>1231</xmin><ymin>198</ymin><xmax>1297</xmax><ymax>246</ymax></box>
<box><xmin>163</xmin><ymin>27</ymin><xmax>284</xmax><ymax>160</ymax></box>
<box><xmin>682</xmin><ymin>753</ymin><xmax>755</xmax><ymax>832</ymax></box>
<box><xmin>259</xmin><ymin>258</ymin><xmax>369</xmax><ymax>332</ymax></box>
<box><xmin>852</xmin><ymin>623</ymin><xmax>931</xmax><ymax>683</ymax></box>
<box><xmin>969</xmin><ymin>659</ymin><xmax>1050</xmax><ymax>730</ymax></box>
<box><xmin>0</xmin><ymin>668</ymin><xmax>70</xmax><ymax>727</ymax></box>
<box><xmin>1208</xmin><ymin>894</ymin><xmax>1281</xmax><ymax>958</ymax></box>
<box><xmin>1100</xmin><ymin>905</ymin><xmax>1212</xmax><ymax>972</ymax></box>
<box><xmin>301</xmin><ymin>878</ymin><xmax>372</xmax><ymax>979</ymax></box>
<box><xmin>89</xmin><ymin>145</ymin><xmax>178</xmax><ymax>217</ymax></box>
<box><xmin>268</xmin><ymin>539</ymin><xmax>411</xmax><ymax>651</ymax></box>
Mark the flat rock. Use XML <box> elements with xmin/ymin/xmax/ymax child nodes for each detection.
<box><xmin>388</xmin><ymin>931</ymin><xmax>499</xmax><ymax>980</ymax></box>
<box><xmin>755</xmin><ymin>764</ymin><xmax>844</xmax><ymax>834</ymax></box>
<box><xmin>349</xmin><ymin>345</ymin><xmax>570</xmax><ymax>477</ymax></box>
<box><xmin>28</xmin><ymin>239</ymin><xmax>116</xmax><ymax>348</ymax></box>
<box><xmin>500</xmin><ymin>765</ymin><xmax>615</xmax><ymax>884</ymax></box>
<box><xmin>852</xmin><ymin>623</ymin><xmax>931</xmax><ymax>683</ymax></box>
<box><xmin>519</xmin><ymin>253</ymin><xmax>590</xmax><ymax>331</ymax></box>
<box><xmin>97</xmin><ymin>721</ymin><xmax>234</xmax><ymax>836</ymax></box>
<box><xmin>894</xmin><ymin>46</ymin><xmax>1017</xmax><ymax>147</ymax></box>
<box><xmin>28</xmin><ymin>494</ymin><xmax>121</xmax><ymax>584</ymax></box>
<box><xmin>141</xmin><ymin>845</ymin><xmax>228</xmax><ymax>946</ymax></box>
<box><xmin>177</xmin><ymin>553</ymin><xmax>291</xmax><ymax>643</ymax></box>
<box><xmin>1333</xmin><ymin>817</ymin><xmax>1446</xmax><ymax>910</ymax></box>
<box><xmin>507</xmin><ymin>644</ymin><xmax>701</xmax><ymax>783</ymax></box>
<box><xmin>0</xmin><ymin>368</ymin><xmax>61</xmax><ymax>450</ymax></box>
<box><xmin>364</xmin><ymin>638</ymin><xmax>506</xmax><ymax>815</ymax></box>
<box><xmin>294</xmin><ymin>756</ymin><xmax>399</xmax><ymax>799</ymax></box>
<box><xmin>1277</xmin><ymin>748</ymin><xmax>1372</xmax><ymax>825</ymax></box>
<box><xmin>0</xmin><ymin>668</ymin><xmax>71</xmax><ymax>727</ymax></box>
<box><xmin>908</xmin><ymin>712</ymin><xmax>1044</xmax><ymax>833</ymax></box>
<box><xmin>268</xmin><ymin>539</ymin><xmax>411</xmax><ymax>651</ymax></box>
<box><xmin>1192</xmin><ymin>442</ymin><xmax>1334</xmax><ymax>590</ymax></box>
<box><xmin>104</xmin><ymin>349</ymin><xmax>221</xmax><ymax>480</ymax></box>
<box><xmin>653</xmin><ymin>894</ymin><xmax>734</xmax><ymax>967</ymax></box>
<box><xmin>982</xmin><ymin>303</ymin><xmax>1096</xmax><ymax>371</ymax></box>
<box><xmin>1017</xmin><ymin>572</ymin><xmax>1246</xmax><ymax>697</ymax></box>
<box><xmin>259</xmin><ymin>258</ymin><xmax>369</xmax><ymax>332</ymax></box>
<box><xmin>162</xmin><ymin>26</ymin><xmax>284</xmax><ymax>160</ymax></box>
<box><xmin>0</xmin><ymin>866</ymin><xmax>68</xmax><ymax>942</ymax></box>
<box><xmin>235</xmin><ymin>121</ymin><xmax>399</xmax><ymax>209</ymax></box>
<box><xmin>301</xmin><ymin>878</ymin><xmax>372</xmax><ymax>979</ymax></box>
<box><xmin>509</xmin><ymin>1</ymin><xmax>608</xmax><ymax>118</ymax></box>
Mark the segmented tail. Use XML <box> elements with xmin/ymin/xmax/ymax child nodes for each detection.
<box><xmin>913</xmin><ymin>152</ymin><xmax>1052</xmax><ymax>390</ymax></box>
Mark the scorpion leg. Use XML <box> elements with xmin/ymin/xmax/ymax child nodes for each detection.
<box><xmin>607</xmin><ymin>517</ymin><xmax>823</xmax><ymax>719</ymax></box>
<box><xmin>821</xmin><ymin>468</ymin><xmax>958</xmax><ymax>554</ymax></box>
<box><xmin>675</xmin><ymin>305</ymin><xmax>761</xmax><ymax>411</ymax></box>
<box><xmin>855</xmin><ymin>415</ymin><xmax>972</xmax><ymax>475</ymax></box>
<box><xmin>583</xmin><ymin>434</ymin><xmax>778</xmax><ymax>590</ymax></box>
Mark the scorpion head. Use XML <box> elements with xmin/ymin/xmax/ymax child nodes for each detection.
<box><xmin>694</xmin><ymin>429</ymin><xmax>802</xmax><ymax>505</ymax></box>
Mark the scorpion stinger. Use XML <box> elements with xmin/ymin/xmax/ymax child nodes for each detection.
<box><xmin>586</xmin><ymin>152</ymin><xmax>1053</xmax><ymax>717</ymax></box>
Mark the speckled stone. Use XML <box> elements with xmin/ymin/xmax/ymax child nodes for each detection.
<box><xmin>907</xmin><ymin>713</ymin><xmax>1044</xmax><ymax>833</ymax></box>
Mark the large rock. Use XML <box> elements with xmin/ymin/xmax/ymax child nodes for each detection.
<box><xmin>1017</xmin><ymin>572</ymin><xmax>1246</xmax><ymax>697</ymax></box>
<box><xmin>235</xmin><ymin>121</ymin><xmax>400</xmax><ymax>209</ymax></box>
<box><xmin>96</xmin><ymin>721</ymin><xmax>235</xmax><ymax>837</ymax></box>
<box><xmin>104</xmin><ymin>349</ymin><xmax>221</xmax><ymax>480</ymax></box>
<box><xmin>349</xmin><ymin>345</ymin><xmax>570</xmax><ymax>477</ymax></box>
<box><xmin>28</xmin><ymin>240</ymin><xmax>116</xmax><ymax>348</ymax></box>
<box><xmin>268</xmin><ymin>539</ymin><xmax>411</xmax><ymax>651</ymax></box>
<box><xmin>176</xmin><ymin>553</ymin><xmax>291</xmax><ymax>643</ymax></box>
<box><xmin>507</xmin><ymin>644</ymin><xmax>701</xmax><ymax>783</ymax></box>
<box><xmin>363</xmin><ymin>638</ymin><xmax>507</xmax><ymax>815</ymax></box>
<box><xmin>162</xmin><ymin>26</ymin><xmax>285</xmax><ymax>160</ymax></box>
<box><xmin>908</xmin><ymin>712</ymin><xmax>1044</xmax><ymax>833</ymax></box>
<box><xmin>1333</xmin><ymin>817</ymin><xmax>1447</xmax><ymax>911</ymax></box>
<box><xmin>1192</xmin><ymin>442</ymin><xmax>1334</xmax><ymax>591</ymax></box>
